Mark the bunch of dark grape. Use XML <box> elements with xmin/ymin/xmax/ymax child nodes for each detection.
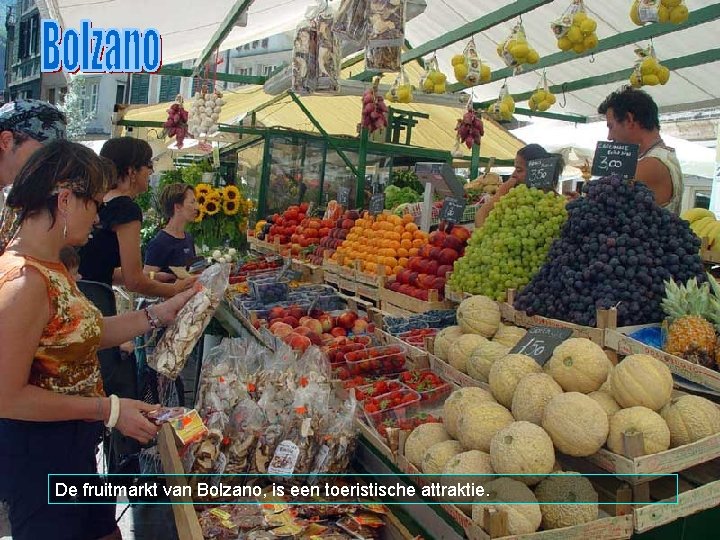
<box><xmin>514</xmin><ymin>175</ymin><xmax>705</xmax><ymax>327</ymax></box>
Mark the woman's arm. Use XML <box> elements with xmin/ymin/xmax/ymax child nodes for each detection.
<box><xmin>0</xmin><ymin>269</ymin><xmax>160</xmax><ymax>442</ymax></box>
<box><xmin>116</xmin><ymin>221</ymin><xmax>194</xmax><ymax>297</ymax></box>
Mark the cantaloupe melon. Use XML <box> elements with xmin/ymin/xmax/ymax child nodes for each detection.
<box><xmin>442</xmin><ymin>450</ymin><xmax>494</xmax><ymax>515</ymax></box>
<box><xmin>490</xmin><ymin>421</ymin><xmax>555</xmax><ymax>486</ymax></box>
<box><xmin>421</xmin><ymin>440</ymin><xmax>464</xmax><ymax>474</ymax></box>
<box><xmin>542</xmin><ymin>392</ymin><xmax>609</xmax><ymax>457</ymax></box>
<box><xmin>534</xmin><ymin>473</ymin><xmax>599</xmax><ymax>529</ymax></box>
<box><xmin>404</xmin><ymin>423</ymin><xmax>451</xmax><ymax>469</ymax></box>
<box><xmin>588</xmin><ymin>391</ymin><xmax>621</xmax><ymax>420</ymax></box>
<box><xmin>544</xmin><ymin>338</ymin><xmax>610</xmax><ymax>393</ymax></box>
<box><xmin>511</xmin><ymin>373</ymin><xmax>563</xmax><ymax>426</ymax></box>
<box><xmin>443</xmin><ymin>387</ymin><xmax>496</xmax><ymax>439</ymax></box>
<box><xmin>607</xmin><ymin>406</ymin><xmax>670</xmax><ymax>456</ymax></box>
<box><xmin>448</xmin><ymin>333</ymin><xmax>488</xmax><ymax>373</ymax></box>
<box><xmin>493</xmin><ymin>324</ymin><xmax>527</xmax><ymax>348</ymax></box>
<box><xmin>489</xmin><ymin>354</ymin><xmax>542</xmax><ymax>408</ymax></box>
<box><xmin>466</xmin><ymin>341</ymin><xmax>510</xmax><ymax>382</ymax></box>
<box><xmin>434</xmin><ymin>326</ymin><xmax>464</xmax><ymax>361</ymax></box>
<box><xmin>660</xmin><ymin>395</ymin><xmax>720</xmax><ymax>447</ymax></box>
<box><xmin>471</xmin><ymin>478</ymin><xmax>542</xmax><ymax>535</ymax></box>
<box><xmin>610</xmin><ymin>354</ymin><xmax>672</xmax><ymax>411</ymax></box>
<box><xmin>457</xmin><ymin>295</ymin><xmax>501</xmax><ymax>337</ymax></box>
<box><xmin>457</xmin><ymin>402</ymin><xmax>514</xmax><ymax>452</ymax></box>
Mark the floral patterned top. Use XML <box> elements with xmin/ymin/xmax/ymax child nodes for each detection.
<box><xmin>0</xmin><ymin>252</ymin><xmax>105</xmax><ymax>397</ymax></box>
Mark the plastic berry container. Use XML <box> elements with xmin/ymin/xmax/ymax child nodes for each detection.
<box><xmin>398</xmin><ymin>369</ymin><xmax>453</xmax><ymax>406</ymax></box>
<box><xmin>363</xmin><ymin>387</ymin><xmax>422</xmax><ymax>431</ymax></box>
<box><xmin>247</xmin><ymin>276</ymin><xmax>289</xmax><ymax>304</ymax></box>
<box><xmin>353</xmin><ymin>379</ymin><xmax>407</xmax><ymax>402</ymax></box>
<box><xmin>343</xmin><ymin>345</ymin><xmax>407</xmax><ymax>377</ymax></box>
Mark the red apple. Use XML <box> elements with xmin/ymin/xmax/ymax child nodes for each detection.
<box><xmin>282</xmin><ymin>316</ymin><xmax>299</xmax><ymax>328</ymax></box>
<box><xmin>425</xmin><ymin>260</ymin><xmax>439</xmax><ymax>276</ymax></box>
<box><xmin>270</xmin><ymin>321</ymin><xmax>294</xmax><ymax>338</ymax></box>
<box><xmin>321</xmin><ymin>332</ymin><xmax>334</xmax><ymax>344</ymax></box>
<box><xmin>318</xmin><ymin>314</ymin><xmax>334</xmax><ymax>332</ymax></box>
<box><xmin>295</xmin><ymin>327</ymin><xmax>322</xmax><ymax>345</ymax></box>
<box><xmin>450</xmin><ymin>226</ymin><xmax>471</xmax><ymax>242</ymax></box>
<box><xmin>438</xmin><ymin>248</ymin><xmax>459</xmax><ymax>265</ymax></box>
<box><xmin>429</xmin><ymin>247</ymin><xmax>442</xmax><ymax>261</ymax></box>
<box><xmin>336</xmin><ymin>310</ymin><xmax>358</xmax><ymax>329</ymax></box>
<box><xmin>301</xmin><ymin>318</ymin><xmax>323</xmax><ymax>335</ymax></box>
<box><xmin>443</xmin><ymin>236</ymin><xmax>463</xmax><ymax>252</ymax></box>
<box><xmin>331</xmin><ymin>327</ymin><xmax>347</xmax><ymax>337</ymax></box>
<box><xmin>284</xmin><ymin>333</ymin><xmax>311</xmax><ymax>352</ymax></box>
<box><xmin>269</xmin><ymin>307</ymin><xmax>286</xmax><ymax>320</ymax></box>
<box><xmin>288</xmin><ymin>305</ymin><xmax>305</xmax><ymax>320</ymax></box>
<box><xmin>436</xmin><ymin>264</ymin><xmax>453</xmax><ymax>277</ymax></box>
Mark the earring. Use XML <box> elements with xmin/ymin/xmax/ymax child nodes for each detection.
<box><xmin>63</xmin><ymin>215</ymin><xmax>67</xmax><ymax>239</ymax></box>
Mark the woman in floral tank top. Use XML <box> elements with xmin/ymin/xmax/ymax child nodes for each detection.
<box><xmin>0</xmin><ymin>141</ymin><xmax>195</xmax><ymax>540</ymax></box>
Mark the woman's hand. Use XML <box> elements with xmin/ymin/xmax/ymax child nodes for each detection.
<box><xmin>155</xmin><ymin>271</ymin><xmax>177</xmax><ymax>283</ymax></box>
<box><xmin>172</xmin><ymin>276</ymin><xmax>198</xmax><ymax>294</ymax></box>
<box><xmin>115</xmin><ymin>399</ymin><xmax>162</xmax><ymax>444</ymax></box>
<box><xmin>152</xmin><ymin>286</ymin><xmax>198</xmax><ymax>325</ymax></box>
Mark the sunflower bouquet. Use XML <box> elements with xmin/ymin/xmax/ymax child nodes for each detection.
<box><xmin>191</xmin><ymin>183</ymin><xmax>254</xmax><ymax>249</ymax></box>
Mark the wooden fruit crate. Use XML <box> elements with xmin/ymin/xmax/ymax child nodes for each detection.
<box><xmin>604</xmin><ymin>325</ymin><xmax>720</xmax><ymax>393</ymax></box>
<box><xmin>248</xmin><ymin>235</ymin><xmax>284</xmax><ymax>255</ymax></box>
<box><xmin>445</xmin><ymin>284</ymin><xmax>470</xmax><ymax>303</ymax></box>
<box><xmin>290</xmin><ymin>258</ymin><xmax>324</xmax><ymax>284</ymax></box>
<box><xmin>380</xmin><ymin>281</ymin><xmax>454</xmax><ymax>314</ymax></box>
<box><xmin>395</xmin><ymin>432</ymin><xmax>633</xmax><ymax>540</ymax></box>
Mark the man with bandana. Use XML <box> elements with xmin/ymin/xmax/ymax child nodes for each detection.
<box><xmin>0</xmin><ymin>99</ymin><xmax>67</xmax><ymax>253</ymax></box>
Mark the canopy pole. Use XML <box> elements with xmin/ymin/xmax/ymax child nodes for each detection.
<box><xmin>470</xmin><ymin>143</ymin><xmax>480</xmax><ymax>179</ymax></box>
<box><xmin>192</xmin><ymin>0</ymin><xmax>254</xmax><ymax>77</ymax></box>
<box><xmin>357</xmin><ymin>128</ymin><xmax>370</xmax><ymax>208</ymax></box>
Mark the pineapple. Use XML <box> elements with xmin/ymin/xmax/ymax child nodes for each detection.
<box><xmin>662</xmin><ymin>278</ymin><xmax>716</xmax><ymax>368</ymax></box>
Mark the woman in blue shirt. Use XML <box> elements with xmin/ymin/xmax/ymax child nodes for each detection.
<box><xmin>144</xmin><ymin>182</ymin><xmax>199</xmax><ymax>278</ymax></box>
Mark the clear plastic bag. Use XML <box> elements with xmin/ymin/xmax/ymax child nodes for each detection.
<box><xmin>310</xmin><ymin>395</ymin><xmax>359</xmax><ymax>480</ymax></box>
<box><xmin>497</xmin><ymin>22</ymin><xmax>539</xmax><ymax>72</ymax></box>
<box><xmin>314</xmin><ymin>10</ymin><xmax>341</xmax><ymax>94</ymax></box>
<box><xmin>365</xmin><ymin>0</ymin><xmax>406</xmax><ymax>72</ymax></box>
<box><xmin>551</xmin><ymin>0</ymin><xmax>598</xmax><ymax>54</ymax></box>
<box><xmin>629</xmin><ymin>45</ymin><xmax>670</xmax><ymax>87</ymax></box>
<box><xmin>224</xmin><ymin>398</ymin><xmax>265</xmax><ymax>476</ymax></box>
<box><xmin>384</xmin><ymin>68</ymin><xmax>413</xmax><ymax>103</ymax></box>
<box><xmin>149</xmin><ymin>263</ymin><xmax>231</xmax><ymax>379</ymax></box>
<box><xmin>334</xmin><ymin>0</ymin><xmax>369</xmax><ymax>42</ymax></box>
<box><xmin>291</xmin><ymin>18</ymin><xmax>318</xmax><ymax>94</ymax></box>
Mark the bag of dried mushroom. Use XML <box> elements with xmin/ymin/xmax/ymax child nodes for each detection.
<box><xmin>365</xmin><ymin>0</ymin><xmax>407</xmax><ymax>72</ymax></box>
<box><xmin>334</xmin><ymin>0</ymin><xmax>369</xmax><ymax>43</ymax></box>
<box><xmin>149</xmin><ymin>263</ymin><xmax>231</xmax><ymax>379</ymax></box>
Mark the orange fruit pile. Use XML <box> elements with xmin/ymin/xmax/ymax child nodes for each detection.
<box><xmin>332</xmin><ymin>212</ymin><xmax>430</xmax><ymax>276</ymax></box>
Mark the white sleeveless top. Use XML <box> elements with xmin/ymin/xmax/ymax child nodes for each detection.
<box><xmin>642</xmin><ymin>144</ymin><xmax>683</xmax><ymax>215</ymax></box>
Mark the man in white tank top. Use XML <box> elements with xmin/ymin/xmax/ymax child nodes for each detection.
<box><xmin>597</xmin><ymin>87</ymin><xmax>683</xmax><ymax>214</ymax></box>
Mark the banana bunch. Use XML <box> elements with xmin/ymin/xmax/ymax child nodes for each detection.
<box><xmin>452</xmin><ymin>39</ymin><xmax>491</xmax><ymax>86</ymax></box>
<box><xmin>630</xmin><ymin>0</ymin><xmax>689</xmax><ymax>26</ymax></box>
<box><xmin>682</xmin><ymin>208</ymin><xmax>720</xmax><ymax>247</ymax></box>
<box><xmin>553</xmin><ymin>2</ymin><xmax>599</xmax><ymax>54</ymax></box>
<box><xmin>629</xmin><ymin>46</ymin><xmax>671</xmax><ymax>88</ymax></box>
<box><xmin>487</xmin><ymin>84</ymin><xmax>515</xmax><ymax>122</ymax></box>
<box><xmin>528</xmin><ymin>73</ymin><xmax>556</xmax><ymax>112</ymax></box>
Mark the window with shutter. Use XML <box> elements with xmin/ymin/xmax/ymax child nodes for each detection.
<box><xmin>130</xmin><ymin>74</ymin><xmax>150</xmax><ymax>104</ymax></box>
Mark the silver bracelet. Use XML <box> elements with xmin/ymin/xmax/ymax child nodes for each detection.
<box><xmin>144</xmin><ymin>306</ymin><xmax>162</xmax><ymax>330</ymax></box>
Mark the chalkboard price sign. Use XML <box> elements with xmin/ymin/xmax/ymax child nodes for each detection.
<box><xmin>337</xmin><ymin>186</ymin><xmax>351</xmax><ymax>207</ymax></box>
<box><xmin>526</xmin><ymin>157</ymin><xmax>560</xmax><ymax>191</ymax></box>
<box><xmin>591</xmin><ymin>141</ymin><xmax>639</xmax><ymax>179</ymax></box>
<box><xmin>440</xmin><ymin>196</ymin><xmax>466</xmax><ymax>223</ymax></box>
<box><xmin>509</xmin><ymin>326</ymin><xmax>573</xmax><ymax>366</ymax></box>
<box><xmin>368</xmin><ymin>192</ymin><xmax>386</xmax><ymax>215</ymax></box>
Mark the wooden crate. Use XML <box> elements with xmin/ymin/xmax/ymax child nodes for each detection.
<box><xmin>290</xmin><ymin>258</ymin><xmax>324</xmax><ymax>284</ymax></box>
<box><xmin>395</xmin><ymin>433</ymin><xmax>633</xmax><ymax>540</ymax></box>
<box><xmin>380</xmin><ymin>282</ymin><xmax>454</xmax><ymax>314</ymax></box>
<box><xmin>445</xmin><ymin>284</ymin><xmax>470</xmax><ymax>303</ymax></box>
<box><xmin>604</xmin><ymin>326</ymin><xmax>720</xmax><ymax>393</ymax></box>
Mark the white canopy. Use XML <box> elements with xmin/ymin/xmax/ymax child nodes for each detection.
<box><xmin>511</xmin><ymin>117</ymin><xmax>717</xmax><ymax>179</ymax></box>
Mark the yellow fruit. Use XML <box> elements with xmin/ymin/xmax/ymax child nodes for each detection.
<box><xmin>661</xmin><ymin>0</ymin><xmax>681</xmax><ymax>7</ymax></box>
<box><xmin>584</xmin><ymin>34</ymin><xmax>598</xmax><ymax>50</ymax></box>
<box><xmin>670</xmin><ymin>5</ymin><xmax>688</xmax><ymax>24</ymax></box>
<box><xmin>451</xmin><ymin>54</ymin><xmax>465</xmax><ymax>66</ymax></box>
<box><xmin>480</xmin><ymin>64</ymin><xmax>492</xmax><ymax>82</ymax></box>
<box><xmin>658</xmin><ymin>6</ymin><xmax>669</xmax><ymax>23</ymax></box>
<box><xmin>557</xmin><ymin>37</ymin><xmax>573</xmax><ymax>51</ymax></box>
<box><xmin>640</xmin><ymin>58</ymin><xmax>659</xmax><ymax>75</ymax></box>
<box><xmin>528</xmin><ymin>96</ymin><xmax>537</xmax><ymax>111</ymax></box>
<box><xmin>434</xmin><ymin>83</ymin><xmax>446</xmax><ymax>94</ymax></box>
<box><xmin>538</xmin><ymin>101</ymin><xmax>551</xmax><ymax>112</ymax></box>
<box><xmin>499</xmin><ymin>103</ymin><xmax>510</xmax><ymax>116</ymax></box>
<box><xmin>397</xmin><ymin>85</ymin><xmax>412</xmax><ymax>102</ymax></box>
<box><xmin>567</xmin><ymin>26</ymin><xmax>583</xmax><ymax>44</ymax></box>
<box><xmin>546</xmin><ymin>93</ymin><xmax>556</xmax><ymax>105</ymax></box>
<box><xmin>580</xmin><ymin>19</ymin><xmax>597</xmax><ymax>34</ymax></box>
<box><xmin>630</xmin><ymin>73</ymin><xmax>642</xmax><ymax>88</ymax></box>
<box><xmin>534</xmin><ymin>90</ymin><xmax>547</xmax><ymax>102</ymax></box>
<box><xmin>643</xmin><ymin>74</ymin><xmax>660</xmax><ymax>86</ymax></box>
<box><xmin>657</xmin><ymin>66</ymin><xmax>670</xmax><ymax>85</ymax></box>
<box><xmin>526</xmin><ymin>50</ymin><xmax>539</xmax><ymax>64</ymax></box>
<box><xmin>573</xmin><ymin>12</ymin><xmax>588</xmax><ymax>24</ymax></box>
<box><xmin>510</xmin><ymin>43</ymin><xmax>529</xmax><ymax>59</ymax></box>
<box><xmin>630</xmin><ymin>1</ymin><xmax>642</xmax><ymax>25</ymax></box>
<box><xmin>454</xmin><ymin>64</ymin><xmax>469</xmax><ymax>82</ymax></box>
<box><xmin>573</xmin><ymin>43</ymin><xmax>585</xmax><ymax>54</ymax></box>
<box><xmin>422</xmin><ymin>78</ymin><xmax>435</xmax><ymax>92</ymax></box>
<box><xmin>502</xmin><ymin>97</ymin><xmax>515</xmax><ymax>113</ymax></box>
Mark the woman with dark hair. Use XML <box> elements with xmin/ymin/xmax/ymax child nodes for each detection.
<box><xmin>143</xmin><ymin>182</ymin><xmax>199</xmax><ymax>278</ymax></box>
<box><xmin>79</xmin><ymin>137</ymin><xmax>195</xmax><ymax>297</ymax></box>
<box><xmin>475</xmin><ymin>144</ymin><xmax>565</xmax><ymax>226</ymax></box>
<box><xmin>0</xmin><ymin>140</ymin><xmax>194</xmax><ymax>540</ymax></box>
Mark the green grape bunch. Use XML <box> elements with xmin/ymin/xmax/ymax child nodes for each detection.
<box><xmin>449</xmin><ymin>185</ymin><xmax>567</xmax><ymax>301</ymax></box>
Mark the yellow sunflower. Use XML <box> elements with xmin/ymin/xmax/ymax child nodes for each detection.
<box><xmin>223</xmin><ymin>199</ymin><xmax>239</xmax><ymax>216</ymax></box>
<box><xmin>224</xmin><ymin>185</ymin><xmax>240</xmax><ymax>201</ymax></box>
<box><xmin>196</xmin><ymin>194</ymin><xmax>207</xmax><ymax>207</ymax></box>
<box><xmin>193</xmin><ymin>209</ymin><xmax>205</xmax><ymax>223</ymax></box>
<box><xmin>195</xmin><ymin>183</ymin><xmax>212</xmax><ymax>196</ymax></box>
<box><xmin>203</xmin><ymin>199</ymin><xmax>221</xmax><ymax>216</ymax></box>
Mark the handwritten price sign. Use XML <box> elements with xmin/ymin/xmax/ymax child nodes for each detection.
<box><xmin>591</xmin><ymin>141</ymin><xmax>639</xmax><ymax>179</ymax></box>
<box><xmin>510</xmin><ymin>326</ymin><xmax>573</xmax><ymax>366</ymax></box>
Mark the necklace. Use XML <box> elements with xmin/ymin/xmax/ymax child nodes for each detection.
<box><xmin>639</xmin><ymin>138</ymin><xmax>663</xmax><ymax>160</ymax></box>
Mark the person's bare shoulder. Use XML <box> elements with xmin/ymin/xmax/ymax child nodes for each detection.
<box><xmin>635</xmin><ymin>157</ymin><xmax>672</xmax><ymax>206</ymax></box>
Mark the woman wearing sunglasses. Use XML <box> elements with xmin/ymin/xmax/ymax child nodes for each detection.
<box><xmin>78</xmin><ymin>137</ymin><xmax>195</xmax><ymax>298</ymax></box>
<box><xmin>0</xmin><ymin>140</ymin><xmax>194</xmax><ymax>540</ymax></box>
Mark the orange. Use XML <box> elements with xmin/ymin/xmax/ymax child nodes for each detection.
<box><xmin>400</xmin><ymin>239</ymin><xmax>413</xmax><ymax>249</ymax></box>
<box><xmin>394</xmin><ymin>265</ymin><xmax>403</xmax><ymax>275</ymax></box>
<box><xmin>401</xmin><ymin>232</ymin><xmax>413</xmax><ymax>241</ymax></box>
<box><xmin>394</xmin><ymin>225</ymin><xmax>405</xmax><ymax>235</ymax></box>
<box><xmin>398</xmin><ymin>257</ymin><xmax>409</xmax><ymax>267</ymax></box>
<box><xmin>402</xmin><ymin>213</ymin><xmax>415</xmax><ymax>223</ymax></box>
<box><xmin>397</xmin><ymin>247</ymin><xmax>409</xmax><ymax>258</ymax></box>
<box><xmin>405</xmin><ymin>222</ymin><xmax>418</xmax><ymax>232</ymax></box>
<box><xmin>412</xmin><ymin>238</ymin><xmax>425</xmax><ymax>248</ymax></box>
<box><xmin>409</xmin><ymin>247</ymin><xmax>419</xmax><ymax>256</ymax></box>
<box><xmin>413</xmin><ymin>230</ymin><xmax>426</xmax><ymax>240</ymax></box>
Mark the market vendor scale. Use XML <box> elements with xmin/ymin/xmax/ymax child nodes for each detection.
<box><xmin>41</xmin><ymin>20</ymin><xmax>161</xmax><ymax>73</ymax></box>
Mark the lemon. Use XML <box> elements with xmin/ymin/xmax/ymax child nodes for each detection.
<box><xmin>573</xmin><ymin>43</ymin><xmax>585</xmax><ymax>54</ymax></box>
<box><xmin>642</xmin><ymin>74</ymin><xmax>660</xmax><ymax>86</ymax></box>
<box><xmin>503</xmin><ymin>97</ymin><xmax>516</xmax><ymax>113</ymax></box>
<box><xmin>429</xmin><ymin>71</ymin><xmax>446</xmax><ymax>84</ymax></box>
<box><xmin>580</xmin><ymin>19</ymin><xmax>597</xmax><ymax>34</ymax></box>
<box><xmin>567</xmin><ymin>26</ymin><xmax>583</xmax><ymax>44</ymax></box>
<box><xmin>629</xmin><ymin>73</ymin><xmax>642</xmax><ymax>88</ymax></box>
<box><xmin>573</xmin><ymin>12</ymin><xmax>588</xmax><ymax>25</ymax></box>
<box><xmin>657</xmin><ymin>6</ymin><xmax>669</xmax><ymax>23</ymax></box>
<box><xmin>528</xmin><ymin>96</ymin><xmax>537</xmax><ymax>111</ymax></box>
<box><xmin>557</xmin><ymin>37</ymin><xmax>573</xmax><ymax>51</ymax></box>
<box><xmin>510</xmin><ymin>43</ymin><xmax>529</xmax><ymax>59</ymax></box>
<box><xmin>422</xmin><ymin>78</ymin><xmax>435</xmax><ymax>93</ymax></box>
<box><xmin>451</xmin><ymin>54</ymin><xmax>465</xmax><ymax>66</ymax></box>
<box><xmin>434</xmin><ymin>83</ymin><xmax>446</xmax><ymax>94</ymax></box>
<box><xmin>480</xmin><ymin>64</ymin><xmax>492</xmax><ymax>82</ymax></box>
<box><xmin>526</xmin><ymin>50</ymin><xmax>540</xmax><ymax>64</ymax></box>
<box><xmin>454</xmin><ymin>64</ymin><xmax>469</xmax><ymax>82</ymax></box>
<box><xmin>537</xmin><ymin>100</ymin><xmax>551</xmax><ymax>112</ymax></box>
<box><xmin>657</xmin><ymin>66</ymin><xmax>670</xmax><ymax>85</ymax></box>
<box><xmin>501</xmin><ymin>110</ymin><xmax>513</xmax><ymax>121</ymax></box>
<box><xmin>546</xmin><ymin>93</ymin><xmax>556</xmax><ymax>105</ymax></box>
<box><xmin>670</xmin><ymin>5</ymin><xmax>688</xmax><ymax>24</ymax></box>
<box><xmin>661</xmin><ymin>0</ymin><xmax>681</xmax><ymax>8</ymax></box>
<box><xmin>640</xmin><ymin>58</ymin><xmax>659</xmax><ymax>75</ymax></box>
<box><xmin>534</xmin><ymin>90</ymin><xmax>547</xmax><ymax>102</ymax></box>
<box><xmin>630</xmin><ymin>1</ymin><xmax>643</xmax><ymax>25</ymax></box>
<box><xmin>584</xmin><ymin>33</ymin><xmax>598</xmax><ymax>49</ymax></box>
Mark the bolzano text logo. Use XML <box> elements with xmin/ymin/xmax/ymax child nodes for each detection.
<box><xmin>41</xmin><ymin>19</ymin><xmax>162</xmax><ymax>73</ymax></box>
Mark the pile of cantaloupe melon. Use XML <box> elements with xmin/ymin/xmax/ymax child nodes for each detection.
<box><xmin>406</xmin><ymin>295</ymin><xmax>720</xmax><ymax>535</ymax></box>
